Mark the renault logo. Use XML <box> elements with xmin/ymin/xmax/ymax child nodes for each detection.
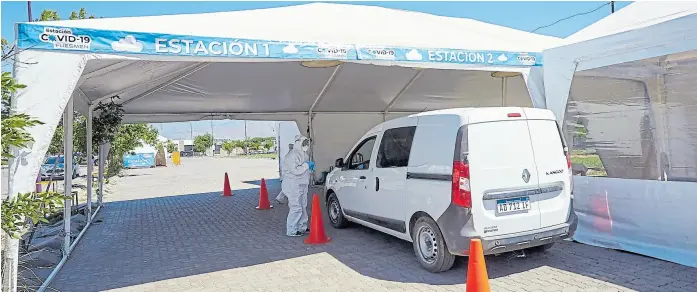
<box><xmin>522</xmin><ymin>169</ymin><xmax>531</xmax><ymax>183</ymax></box>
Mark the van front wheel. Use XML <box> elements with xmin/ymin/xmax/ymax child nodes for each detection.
<box><xmin>326</xmin><ymin>193</ymin><xmax>349</xmax><ymax>229</ymax></box>
<box><xmin>412</xmin><ymin>216</ymin><xmax>455</xmax><ymax>273</ymax></box>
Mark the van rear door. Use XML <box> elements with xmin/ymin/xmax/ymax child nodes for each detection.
<box><xmin>467</xmin><ymin>114</ymin><xmax>542</xmax><ymax>237</ymax></box>
<box><xmin>523</xmin><ymin>108</ymin><xmax>572</xmax><ymax>229</ymax></box>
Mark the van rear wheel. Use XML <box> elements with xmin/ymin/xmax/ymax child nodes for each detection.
<box><xmin>326</xmin><ymin>193</ymin><xmax>349</xmax><ymax>228</ymax></box>
<box><xmin>412</xmin><ymin>216</ymin><xmax>455</xmax><ymax>273</ymax></box>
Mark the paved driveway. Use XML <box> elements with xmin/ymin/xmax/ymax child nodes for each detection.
<box><xmin>48</xmin><ymin>158</ymin><xmax>696</xmax><ymax>292</ymax></box>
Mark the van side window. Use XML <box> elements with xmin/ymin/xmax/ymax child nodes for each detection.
<box><xmin>348</xmin><ymin>136</ymin><xmax>377</xmax><ymax>170</ymax></box>
<box><xmin>377</xmin><ymin>126</ymin><xmax>417</xmax><ymax>168</ymax></box>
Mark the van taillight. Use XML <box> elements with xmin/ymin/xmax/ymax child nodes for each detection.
<box><xmin>566</xmin><ymin>152</ymin><xmax>572</xmax><ymax>169</ymax></box>
<box><xmin>452</xmin><ymin>161</ymin><xmax>472</xmax><ymax>208</ymax></box>
<box><xmin>507</xmin><ymin>113</ymin><xmax>522</xmax><ymax>117</ymax></box>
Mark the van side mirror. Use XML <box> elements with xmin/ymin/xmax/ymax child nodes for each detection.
<box><xmin>335</xmin><ymin>158</ymin><xmax>344</xmax><ymax>168</ymax></box>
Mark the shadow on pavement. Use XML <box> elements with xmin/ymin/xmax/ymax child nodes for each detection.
<box><xmin>47</xmin><ymin>183</ymin><xmax>695</xmax><ymax>292</ymax></box>
<box><xmin>242</xmin><ymin>178</ymin><xmax>280</xmax><ymax>187</ymax></box>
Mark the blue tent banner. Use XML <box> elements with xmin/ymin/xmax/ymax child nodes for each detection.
<box><xmin>123</xmin><ymin>153</ymin><xmax>155</xmax><ymax>168</ymax></box>
<box><xmin>16</xmin><ymin>23</ymin><xmax>542</xmax><ymax>66</ymax></box>
<box><xmin>356</xmin><ymin>46</ymin><xmax>541</xmax><ymax>66</ymax></box>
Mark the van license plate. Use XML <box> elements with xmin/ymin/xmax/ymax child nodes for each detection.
<box><xmin>496</xmin><ymin>197</ymin><xmax>530</xmax><ymax>214</ymax></box>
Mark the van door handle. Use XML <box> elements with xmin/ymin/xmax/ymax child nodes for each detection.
<box><xmin>376</xmin><ymin>177</ymin><xmax>380</xmax><ymax>191</ymax></box>
<box><xmin>359</xmin><ymin>176</ymin><xmax>366</xmax><ymax>179</ymax></box>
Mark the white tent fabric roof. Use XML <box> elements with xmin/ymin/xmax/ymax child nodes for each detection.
<box><xmin>33</xmin><ymin>3</ymin><xmax>560</xmax><ymax>52</ymax></box>
<box><xmin>10</xmin><ymin>2</ymin><xmax>560</xmax><ymax>195</ymax></box>
<box><xmin>544</xmin><ymin>1</ymin><xmax>697</xmax><ymax>121</ymax></box>
<box><xmin>563</xmin><ymin>1</ymin><xmax>697</xmax><ymax>45</ymax></box>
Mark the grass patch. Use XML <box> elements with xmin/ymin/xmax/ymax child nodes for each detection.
<box><xmin>571</xmin><ymin>154</ymin><xmax>605</xmax><ymax>169</ymax></box>
<box><xmin>571</xmin><ymin>152</ymin><xmax>608</xmax><ymax>176</ymax></box>
<box><xmin>571</xmin><ymin>148</ymin><xmax>597</xmax><ymax>156</ymax></box>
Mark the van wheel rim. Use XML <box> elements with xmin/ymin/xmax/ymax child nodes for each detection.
<box><xmin>417</xmin><ymin>226</ymin><xmax>438</xmax><ymax>264</ymax></box>
<box><xmin>329</xmin><ymin>200</ymin><xmax>340</xmax><ymax>223</ymax></box>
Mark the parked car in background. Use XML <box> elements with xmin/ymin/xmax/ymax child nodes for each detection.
<box><xmin>40</xmin><ymin>155</ymin><xmax>80</xmax><ymax>180</ymax></box>
<box><xmin>324</xmin><ymin>107</ymin><xmax>577</xmax><ymax>272</ymax></box>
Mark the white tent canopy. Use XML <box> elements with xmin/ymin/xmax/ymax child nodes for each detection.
<box><xmin>544</xmin><ymin>1</ymin><xmax>697</xmax><ymax>121</ymax></box>
<box><xmin>543</xmin><ymin>2</ymin><xmax>697</xmax><ymax>268</ymax></box>
<box><xmin>10</xmin><ymin>3</ymin><xmax>561</xmax><ymax>196</ymax></box>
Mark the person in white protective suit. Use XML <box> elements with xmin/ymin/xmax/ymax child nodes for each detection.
<box><xmin>281</xmin><ymin>135</ymin><xmax>315</xmax><ymax>236</ymax></box>
<box><xmin>275</xmin><ymin>143</ymin><xmax>295</xmax><ymax>205</ymax></box>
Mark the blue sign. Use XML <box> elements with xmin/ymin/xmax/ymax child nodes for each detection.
<box><xmin>17</xmin><ymin>23</ymin><xmax>542</xmax><ymax>66</ymax></box>
<box><xmin>17</xmin><ymin>24</ymin><xmax>357</xmax><ymax>60</ymax></box>
<box><xmin>123</xmin><ymin>153</ymin><xmax>155</xmax><ymax>168</ymax></box>
<box><xmin>356</xmin><ymin>46</ymin><xmax>542</xmax><ymax>66</ymax></box>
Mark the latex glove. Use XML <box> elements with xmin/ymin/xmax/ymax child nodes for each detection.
<box><xmin>307</xmin><ymin>161</ymin><xmax>315</xmax><ymax>172</ymax></box>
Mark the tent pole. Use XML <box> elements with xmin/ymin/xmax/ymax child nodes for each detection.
<box><xmin>501</xmin><ymin>77</ymin><xmax>508</xmax><ymax>106</ymax></box>
<box><xmin>86</xmin><ymin>109</ymin><xmax>93</xmax><ymax>220</ymax></box>
<box><xmin>98</xmin><ymin>144</ymin><xmax>105</xmax><ymax>206</ymax></box>
<box><xmin>383</xmin><ymin>69</ymin><xmax>424</xmax><ymax>116</ymax></box>
<box><xmin>63</xmin><ymin>97</ymin><xmax>74</xmax><ymax>256</ymax></box>
<box><xmin>308</xmin><ymin>64</ymin><xmax>342</xmax><ymax>183</ymax></box>
<box><xmin>307</xmin><ymin>114</ymin><xmax>313</xmax><ymax>185</ymax></box>
<box><xmin>655</xmin><ymin>66</ymin><xmax>669</xmax><ymax>181</ymax></box>
<box><xmin>309</xmin><ymin>64</ymin><xmax>342</xmax><ymax>113</ymax></box>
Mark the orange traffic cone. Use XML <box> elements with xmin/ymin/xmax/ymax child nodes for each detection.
<box><xmin>466</xmin><ymin>239</ymin><xmax>491</xmax><ymax>292</ymax></box>
<box><xmin>222</xmin><ymin>173</ymin><xmax>232</xmax><ymax>197</ymax></box>
<box><xmin>304</xmin><ymin>194</ymin><xmax>331</xmax><ymax>245</ymax></box>
<box><xmin>255</xmin><ymin>178</ymin><xmax>273</xmax><ymax>210</ymax></box>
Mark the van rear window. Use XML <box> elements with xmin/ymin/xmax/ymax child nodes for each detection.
<box><xmin>454</xmin><ymin>125</ymin><xmax>468</xmax><ymax>163</ymax></box>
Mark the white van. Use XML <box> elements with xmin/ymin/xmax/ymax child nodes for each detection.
<box><xmin>324</xmin><ymin>107</ymin><xmax>577</xmax><ymax>272</ymax></box>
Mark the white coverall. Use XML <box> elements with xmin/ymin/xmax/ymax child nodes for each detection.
<box><xmin>281</xmin><ymin>136</ymin><xmax>311</xmax><ymax>236</ymax></box>
<box><xmin>275</xmin><ymin>143</ymin><xmax>295</xmax><ymax>204</ymax></box>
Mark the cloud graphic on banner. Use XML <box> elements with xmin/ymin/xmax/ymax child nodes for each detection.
<box><xmin>405</xmin><ymin>49</ymin><xmax>423</xmax><ymax>61</ymax></box>
<box><xmin>497</xmin><ymin>54</ymin><xmax>508</xmax><ymax>62</ymax></box>
<box><xmin>282</xmin><ymin>44</ymin><xmax>299</xmax><ymax>54</ymax></box>
<box><xmin>111</xmin><ymin>35</ymin><xmax>143</xmax><ymax>52</ymax></box>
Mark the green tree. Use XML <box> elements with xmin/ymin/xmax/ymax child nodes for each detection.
<box><xmin>221</xmin><ymin>140</ymin><xmax>235</xmax><ymax>155</ymax></box>
<box><xmin>249</xmin><ymin>140</ymin><xmax>262</xmax><ymax>152</ymax></box>
<box><xmin>38</xmin><ymin>9</ymin><xmax>60</xmax><ymax>21</ymax></box>
<box><xmin>228</xmin><ymin>140</ymin><xmax>244</xmax><ymax>154</ymax></box>
<box><xmin>69</xmin><ymin>8</ymin><xmax>95</xmax><ymax>20</ymax></box>
<box><xmin>262</xmin><ymin>140</ymin><xmax>274</xmax><ymax>152</ymax></box>
<box><xmin>165</xmin><ymin>140</ymin><xmax>177</xmax><ymax>153</ymax></box>
<box><xmin>2</xmin><ymin>192</ymin><xmax>64</xmax><ymax>239</ymax></box>
<box><xmin>107</xmin><ymin>124</ymin><xmax>159</xmax><ymax>175</ymax></box>
<box><xmin>193</xmin><ymin>133</ymin><xmax>214</xmax><ymax>153</ymax></box>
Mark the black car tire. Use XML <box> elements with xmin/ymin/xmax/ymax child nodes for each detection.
<box><xmin>326</xmin><ymin>193</ymin><xmax>349</xmax><ymax>228</ymax></box>
<box><xmin>411</xmin><ymin>216</ymin><xmax>456</xmax><ymax>273</ymax></box>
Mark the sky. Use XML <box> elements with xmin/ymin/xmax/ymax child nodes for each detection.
<box><xmin>1</xmin><ymin>1</ymin><xmax>631</xmax><ymax>140</ymax></box>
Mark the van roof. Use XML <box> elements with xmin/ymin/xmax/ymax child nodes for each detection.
<box><xmin>408</xmin><ymin>107</ymin><xmax>557</xmax><ymax>124</ymax></box>
<box><xmin>364</xmin><ymin>107</ymin><xmax>557</xmax><ymax>135</ymax></box>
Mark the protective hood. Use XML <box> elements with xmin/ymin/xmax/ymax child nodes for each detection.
<box><xmin>294</xmin><ymin>134</ymin><xmax>309</xmax><ymax>151</ymax></box>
